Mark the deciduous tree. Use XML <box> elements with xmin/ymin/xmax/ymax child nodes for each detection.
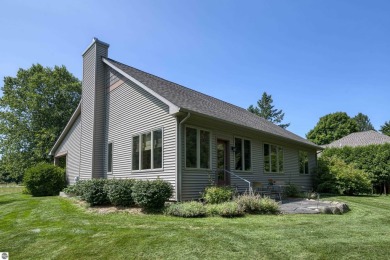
<box><xmin>306</xmin><ymin>112</ymin><xmax>358</xmax><ymax>145</ymax></box>
<box><xmin>0</xmin><ymin>64</ymin><xmax>81</xmax><ymax>182</ymax></box>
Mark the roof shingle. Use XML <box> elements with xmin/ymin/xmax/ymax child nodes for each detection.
<box><xmin>323</xmin><ymin>130</ymin><xmax>390</xmax><ymax>148</ymax></box>
<box><xmin>105</xmin><ymin>58</ymin><xmax>320</xmax><ymax>149</ymax></box>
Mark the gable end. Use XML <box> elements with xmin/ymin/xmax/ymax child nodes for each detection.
<box><xmin>102</xmin><ymin>58</ymin><xmax>180</xmax><ymax>115</ymax></box>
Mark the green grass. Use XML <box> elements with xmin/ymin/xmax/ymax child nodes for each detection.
<box><xmin>1</xmin><ymin>188</ymin><xmax>390</xmax><ymax>259</ymax></box>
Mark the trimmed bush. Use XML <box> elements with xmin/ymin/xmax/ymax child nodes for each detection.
<box><xmin>81</xmin><ymin>179</ymin><xmax>110</xmax><ymax>206</ymax></box>
<box><xmin>235</xmin><ymin>194</ymin><xmax>262</xmax><ymax>214</ymax></box>
<box><xmin>63</xmin><ymin>180</ymin><xmax>87</xmax><ymax>196</ymax></box>
<box><xmin>165</xmin><ymin>201</ymin><xmax>206</xmax><ymax>218</ymax></box>
<box><xmin>105</xmin><ymin>179</ymin><xmax>136</xmax><ymax>207</ymax></box>
<box><xmin>283</xmin><ymin>183</ymin><xmax>300</xmax><ymax>198</ymax></box>
<box><xmin>235</xmin><ymin>194</ymin><xmax>280</xmax><ymax>214</ymax></box>
<box><xmin>23</xmin><ymin>162</ymin><xmax>66</xmax><ymax>196</ymax></box>
<box><xmin>203</xmin><ymin>186</ymin><xmax>233</xmax><ymax>204</ymax></box>
<box><xmin>206</xmin><ymin>201</ymin><xmax>244</xmax><ymax>217</ymax></box>
<box><xmin>132</xmin><ymin>179</ymin><xmax>173</xmax><ymax>210</ymax></box>
<box><xmin>205</xmin><ymin>204</ymin><xmax>220</xmax><ymax>216</ymax></box>
<box><xmin>259</xmin><ymin>197</ymin><xmax>280</xmax><ymax>214</ymax></box>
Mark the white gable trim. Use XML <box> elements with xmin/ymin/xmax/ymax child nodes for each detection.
<box><xmin>49</xmin><ymin>102</ymin><xmax>81</xmax><ymax>156</ymax></box>
<box><xmin>103</xmin><ymin>58</ymin><xmax>180</xmax><ymax>114</ymax></box>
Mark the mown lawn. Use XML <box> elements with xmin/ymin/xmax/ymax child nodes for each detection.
<box><xmin>1</xmin><ymin>187</ymin><xmax>390</xmax><ymax>260</ymax></box>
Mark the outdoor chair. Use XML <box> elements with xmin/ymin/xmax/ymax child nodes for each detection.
<box><xmin>251</xmin><ymin>182</ymin><xmax>264</xmax><ymax>196</ymax></box>
<box><xmin>265</xmin><ymin>181</ymin><xmax>284</xmax><ymax>201</ymax></box>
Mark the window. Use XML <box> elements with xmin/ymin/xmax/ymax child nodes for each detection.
<box><xmin>141</xmin><ymin>132</ymin><xmax>151</xmax><ymax>170</ymax></box>
<box><xmin>132</xmin><ymin>136</ymin><xmax>139</xmax><ymax>170</ymax></box>
<box><xmin>234</xmin><ymin>137</ymin><xmax>251</xmax><ymax>171</ymax></box>
<box><xmin>199</xmin><ymin>130</ymin><xmax>210</xmax><ymax>168</ymax></box>
<box><xmin>108</xmin><ymin>143</ymin><xmax>113</xmax><ymax>173</ymax></box>
<box><xmin>185</xmin><ymin>127</ymin><xmax>197</xmax><ymax>168</ymax></box>
<box><xmin>153</xmin><ymin>129</ymin><xmax>163</xmax><ymax>169</ymax></box>
<box><xmin>185</xmin><ymin>127</ymin><xmax>210</xmax><ymax>169</ymax></box>
<box><xmin>264</xmin><ymin>143</ymin><xmax>284</xmax><ymax>173</ymax></box>
<box><xmin>132</xmin><ymin>129</ymin><xmax>163</xmax><ymax>170</ymax></box>
<box><xmin>299</xmin><ymin>151</ymin><xmax>309</xmax><ymax>174</ymax></box>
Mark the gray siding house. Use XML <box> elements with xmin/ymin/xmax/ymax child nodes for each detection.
<box><xmin>50</xmin><ymin>38</ymin><xmax>321</xmax><ymax>201</ymax></box>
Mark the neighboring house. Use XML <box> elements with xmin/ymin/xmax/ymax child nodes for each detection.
<box><xmin>50</xmin><ymin>38</ymin><xmax>321</xmax><ymax>201</ymax></box>
<box><xmin>322</xmin><ymin>130</ymin><xmax>390</xmax><ymax>149</ymax></box>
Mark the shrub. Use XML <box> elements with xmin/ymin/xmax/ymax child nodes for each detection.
<box><xmin>315</xmin><ymin>156</ymin><xmax>372</xmax><ymax>195</ymax></box>
<box><xmin>132</xmin><ymin>179</ymin><xmax>173</xmax><ymax>210</ymax></box>
<box><xmin>165</xmin><ymin>201</ymin><xmax>206</xmax><ymax>218</ymax></box>
<box><xmin>203</xmin><ymin>186</ymin><xmax>233</xmax><ymax>204</ymax></box>
<box><xmin>235</xmin><ymin>194</ymin><xmax>262</xmax><ymax>214</ymax></box>
<box><xmin>320</xmin><ymin>144</ymin><xmax>390</xmax><ymax>194</ymax></box>
<box><xmin>105</xmin><ymin>179</ymin><xmax>136</xmax><ymax>207</ymax></box>
<box><xmin>259</xmin><ymin>197</ymin><xmax>280</xmax><ymax>214</ymax></box>
<box><xmin>283</xmin><ymin>183</ymin><xmax>300</xmax><ymax>198</ymax></box>
<box><xmin>206</xmin><ymin>201</ymin><xmax>244</xmax><ymax>217</ymax></box>
<box><xmin>63</xmin><ymin>180</ymin><xmax>87</xmax><ymax>196</ymax></box>
<box><xmin>235</xmin><ymin>195</ymin><xmax>280</xmax><ymax>214</ymax></box>
<box><xmin>205</xmin><ymin>204</ymin><xmax>220</xmax><ymax>216</ymax></box>
<box><xmin>23</xmin><ymin>162</ymin><xmax>66</xmax><ymax>196</ymax></box>
<box><xmin>81</xmin><ymin>179</ymin><xmax>110</xmax><ymax>206</ymax></box>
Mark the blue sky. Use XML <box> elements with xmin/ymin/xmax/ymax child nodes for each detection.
<box><xmin>1</xmin><ymin>0</ymin><xmax>389</xmax><ymax>137</ymax></box>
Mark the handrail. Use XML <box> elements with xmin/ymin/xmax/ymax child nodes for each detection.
<box><xmin>223</xmin><ymin>169</ymin><xmax>253</xmax><ymax>194</ymax></box>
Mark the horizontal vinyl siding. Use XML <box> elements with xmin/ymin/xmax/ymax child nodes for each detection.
<box><xmin>79</xmin><ymin>42</ymin><xmax>108</xmax><ymax>180</ymax></box>
<box><xmin>54</xmin><ymin>116</ymin><xmax>81</xmax><ymax>184</ymax></box>
<box><xmin>92</xmin><ymin>44</ymin><xmax>108</xmax><ymax>178</ymax></box>
<box><xmin>79</xmin><ymin>44</ymin><xmax>96</xmax><ymax>180</ymax></box>
<box><xmin>106</xmin><ymin>69</ymin><xmax>177</xmax><ymax>199</ymax></box>
<box><xmin>181</xmin><ymin>115</ymin><xmax>317</xmax><ymax>200</ymax></box>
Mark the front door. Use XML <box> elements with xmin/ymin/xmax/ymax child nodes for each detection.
<box><xmin>217</xmin><ymin>139</ymin><xmax>230</xmax><ymax>186</ymax></box>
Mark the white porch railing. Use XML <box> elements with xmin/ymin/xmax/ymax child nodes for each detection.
<box><xmin>212</xmin><ymin>169</ymin><xmax>253</xmax><ymax>194</ymax></box>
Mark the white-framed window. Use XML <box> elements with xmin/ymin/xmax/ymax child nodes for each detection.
<box><xmin>132</xmin><ymin>128</ymin><xmax>163</xmax><ymax>171</ymax></box>
<box><xmin>107</xmin><ymin>142</ymin><xmax>113</xmax><ymax>173</ymax></box>
<box><xmin>185</xmin><ymin>126</ymin><xmax>211</xmax><ymax>169</ymax></box>
<box><xmin>234</xmin><ymin>137</ymin><xmax>251</xmax><ymax>171</ymax></box>
<box><xmin>264</xmin><ymin>143</ymin><xmax>284</xmax><ymax>173</ymax></box>
<box><xmin>299</xmin><ymin>151</ymin><xmax>309</xmax><ymax>174</ymax></box>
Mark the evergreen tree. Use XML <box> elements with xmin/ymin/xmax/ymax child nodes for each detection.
<box><xmin>380</xmin><ymin>121</ymin><xmax>390</xmax><ymax>136</ymax></box>
<box><xmin>248</xmin><ymin>92</ymin><xmax>290</xmax><ymax>129</ymax></box>
<box><xmin>353</xmin><ymin>113</ymin><xmax>375</xmax><ymax>131</ymax></box>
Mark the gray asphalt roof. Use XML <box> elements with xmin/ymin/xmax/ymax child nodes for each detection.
<box><xmin>105</xmin><ymin>58</ymin><xmax>320</xmax><ymax>149</ymax></box>
<box><xmin>323</xmin><ymin>130</ymin><xmax>390</xmax><ymax>148</ymax></box>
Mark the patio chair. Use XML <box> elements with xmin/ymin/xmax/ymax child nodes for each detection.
<box><xmin>263</xmin><ymin>183</ymin><xmax>283</xmax><ymax>201</ymax></box>
<box><xmin>251</xmin><ymin>182</ymin><xmax>264</xmax><ymax>196</ymax></box>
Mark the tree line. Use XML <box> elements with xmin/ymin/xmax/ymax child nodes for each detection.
<box><xmin>306</xmin><ymin>112</ymin><xmax>390</xmax><ymax>145</ymax></box>
<box><xmin>247</xmin><ymin>92</ymin><xmax>389</xmax><ymax>145</ymax></box>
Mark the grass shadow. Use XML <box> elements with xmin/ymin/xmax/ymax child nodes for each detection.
<box><xmin>0</xmin><ymin>199</ymin><xmax>17</xmax><ymax>206</ymax></box>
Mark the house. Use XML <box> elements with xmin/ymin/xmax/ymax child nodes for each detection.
<box><xmin>322</xmin><ymin>130</ymin><xmax>390</xmax><ymax>148</ymax></box>
<box><xmin>50</xmin><ymin>38</ymin><xmax>321</xmax><ymax>201</ymax></box>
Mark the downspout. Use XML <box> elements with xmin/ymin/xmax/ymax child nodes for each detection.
<box><xmin>177</xmin><ymin>112</ymin><xmax>191</xmax><ymax>201</ymax></box>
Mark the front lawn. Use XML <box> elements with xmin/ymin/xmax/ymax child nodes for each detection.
<box><xmin>1</xmin><ymin>187</ymin><xmax>390</xmax><ymax>259</ymax></box>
